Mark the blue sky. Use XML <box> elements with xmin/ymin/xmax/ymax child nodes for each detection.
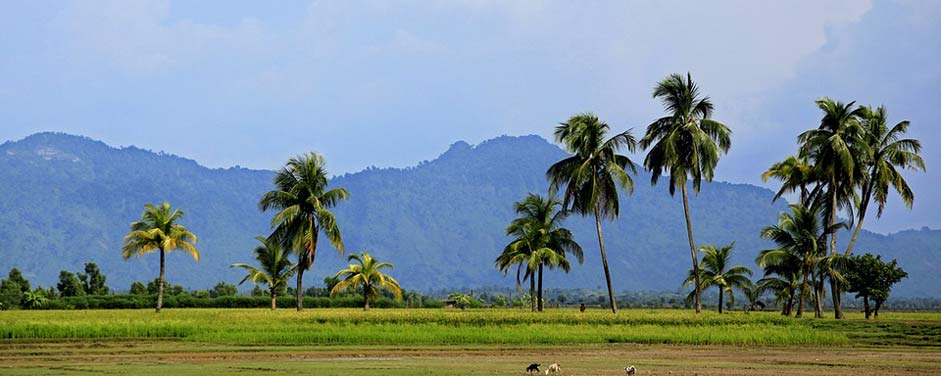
<box><xmin>1</xmin><ymin>1</ymin><xmax>938</xmax><ymax>233</ymax></box>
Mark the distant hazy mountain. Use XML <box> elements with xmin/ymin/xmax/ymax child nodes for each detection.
<box><xmin>0</xmin><ymin>132</ymin><xmax>936</xmax><ymax>296</ymax></box>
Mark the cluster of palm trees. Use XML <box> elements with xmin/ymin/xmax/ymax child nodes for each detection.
<box><xmin>758</xmin><ymin>100</ymin><xmax>924</xmax><ymax>319</ymax></box>
<box><xmin>497</xmin><ymin>73</ymin><xmax>732</xmax><ymax>314</ymax></box>
<box><xmin>122</xmin><ymin>153</ymin><xmax>402</xmax><ymax>313</ymax></box>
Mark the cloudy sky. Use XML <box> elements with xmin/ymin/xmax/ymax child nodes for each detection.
<box><xmin>1</xmin><ymin>1</ymin><xmax>938</xmax><ymax>233</ymax></box>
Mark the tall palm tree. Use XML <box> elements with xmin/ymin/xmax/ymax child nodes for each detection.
<box><xmin>546</xmin><ymin>113</ymin><xmax>637</xmax><ymax>314</ymax></box>
<box><xmin>798</xmin><ymin>98</ymin><xmax>867</xmax><ymax>319</ymax></box>
<box><xmin>641</xmin><ymin>73</ymin><xmax>732</xmax><ymax>314</ymax></box>
<box><xmin>121</xmin><ymin>202</ymin><xmax>199</xmax><ymax>313</ymax></box>
<box><xmin>231</xmin><ymin>236</ymin><xmax>297</xmax><ymax>310</ymax></box>
<box><xmin>683</xmin><ymin>243</ymin><xmax>752</xmax><ymax>313</ymax></box>
<box><xmin>260</xmin><ymin>153</ymin><xmax>348</xmax><ymax>311</ymax></box>
<box><xmin>759</xmin><ymin>204</ymin><xmax>844</xmax><ymax>318</ymax></box>
<box><xmin>495</xmin><ymin>194</ymin><xmax>583</xmax><ymax>312</ymax></box>
<box><xmin>844</xmin><ymin>105</ymin><xmax>925</xmax><ymax>255</ymax></box>
<box><xmin>495</xmin><ymin>240</ymin><xmax>537</xmax><ymax>311</ymax></box>
<box><xmin>762</xmin><ymin>155</ymin><xmax>817</xmax><ymax>206</ymax></box>
<box><xmin>330</xmin><ymin>252</ymin><xmax>402</xmax><ymax>311</ymax></box>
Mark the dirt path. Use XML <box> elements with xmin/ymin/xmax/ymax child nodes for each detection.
<box><xmin>1</xmin><ymin>342</ymin><xmax>939</xmax><ymax>375</ymax></box>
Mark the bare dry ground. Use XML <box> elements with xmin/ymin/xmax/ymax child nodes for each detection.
<box><xmin>1</xmin><ymin>342</ymin><xmax>939</xmax><ymax>375</ymax></box>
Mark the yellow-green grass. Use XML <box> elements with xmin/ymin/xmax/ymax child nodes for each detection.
<box><xmin>5</xmin><ymin>308</ymin><xmax>937</xmax><ymax>347</ymax></box>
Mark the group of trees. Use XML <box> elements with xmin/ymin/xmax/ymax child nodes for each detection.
<box><xmin>0</xmin><ymin>264</ymin><xmax>114</xmax><ymax>310</ymax></box>
<box><xmin>119</xmin><ymin>153</ymin><xmax>403</xmax><ymax>313</ymax></box>
<box><xmin>494</xmin><ymin>74</ymin><xmax>918</xmax><ymax>318</ymax></box>
<box><xmin>759</xmin><ymin>99</ymin><xmax>923</xmax><ymax>319</ymax></box>
<box><xmin>498</xmin><ymin>73</ymin><xmax>732</xmax><ymax>314</ymax></box>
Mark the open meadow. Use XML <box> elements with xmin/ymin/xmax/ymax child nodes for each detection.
<box><xmin>1</xmin><ymin>308</ymin><xmax>939</xmax><ymax>375</ymax></box>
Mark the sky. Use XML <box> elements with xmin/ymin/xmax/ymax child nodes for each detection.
<box><xmin>1</xmin><ymin>0</ymin><xmax>939</xmax><ymax>234</ymax></box>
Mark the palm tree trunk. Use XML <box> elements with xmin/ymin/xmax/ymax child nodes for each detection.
<box><xmin>828</xmin><ymin>182</ymin><xmax>844</xmax><ymax>319</ymax></box>
<box><xmin>718</xmin><ymin>287</ymin><xmax>724</xmax><ymax>314</ymax></box>
<box><xmin>537</xmin><ymin>264</ymin><xmax>544</xmax><ymax>312</ymax></box>
<box><xmin>271</xmin><ymin>289</ymin><xmax>277</xmax><ymax>310</ymax></box>
<box><xmin>594</xmin><ymin>207</ymin><xmax>617</xmax><ymax>314</ymax></box>
<box><xmin>363</xmin><ymin>288</ymin><xmax>369</xmax><ymax>311</ymax></box>
<box><xmin>156</xmin><ymin>248</ymin><xmax>165</xmax><ymax>313</ymax></box>
<box><xmin>681</xmin><ymin>184</ymin><xmax>702</xmax><ymax>314</ymax></box>
<box><xmin>784</xmin><ymin>293</ymin><xmax>793</xmax><ymax>316</ymax></box>
<box><xmin>530</xmin><ymin>274</ymin><xmax>536</xmax><ymax>312</ymax></box>
<box><xmin>814</xmin><ymin>275</ymin><xmax>824</xmax><ymax>319</ymax></box>
<box><xmin>797</xmin><ymin>269</ymin><xmax>809</xmax><ymax>318</ymax></box>
<box><xmin>845</xmin><ymin>182</ymin><xmax>872</xmax><ymax>256</ymax></box>
<box><xmin>296</xmin><ymin>268</ymin><xmax>304</xmax><ymax>312</ymax></box>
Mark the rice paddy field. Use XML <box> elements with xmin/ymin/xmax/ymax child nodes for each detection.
<box><xmin>1</xmin><ymin>308</ymin><xmax>939</xmax><ymax>375</ymax></box>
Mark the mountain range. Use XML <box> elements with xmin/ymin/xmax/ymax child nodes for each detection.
<box><xmin>0</xmin><ymin>132</ymin><xmax>937</xmax><ymax>297</ymax></box>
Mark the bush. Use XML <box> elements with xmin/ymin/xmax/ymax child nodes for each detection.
<box><xmin>34</xmin><ymin>294</ymin><xmax>410</xmax><ymax>310</ymax></box>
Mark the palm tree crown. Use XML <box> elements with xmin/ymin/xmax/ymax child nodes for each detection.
<box><xmin>259</xmin><ymin>152</ymin><xmax>348</xmax><ymax>311</ymax></box>
<box><xmin>546</xmin><ymin>112</ymin><xmax>636</xmax><ymax>313</ymax></box>
<box><xmin>231</xmin><ymin>236</ymin><xmax>297</xmax><ymax>310</ymax></box>
<box><xmin>496</xmin><ymin>193</ymin><xmax>583</xmax><ymax>312</ymax></box>
<box><xmin>121</xmin><ymin>202</ymin><xmax>199</xmax><ymax>313</ymax></box>
<box><xmin>684</xmin><ymin>243</ymin><xmax>752</xmax><ymax>313</ymax></box>
<box><xmin>330</xmin><ymin>252</ymin><xmax>402</xmax><ymax>311</ymax></box>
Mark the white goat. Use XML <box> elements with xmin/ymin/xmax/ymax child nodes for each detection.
<box><xmin>545</xmin><ymin>363</ymin><xmax>561</xmax><ymax>374</ymax></box>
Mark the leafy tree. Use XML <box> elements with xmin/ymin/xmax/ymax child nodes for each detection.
<box><xmin>330</xmin><ymin>252</ymin><xmax>402</xmax><ymax>311</ymax></box>
<box><xmin>0</xmin><ymin>279</ymin><xmax>22</xmax><ymax>309</ymax></box>
<box><xmin>759</xmin><ymin>204</ymin><xmax>844</xmax><ymax>318</ymax></box>
<box><xmin>78</xmin><ymin>263</ymin><xmax>109</xmax><ymax>295</ymax></box>
<box><xmin>146</xmin><ymin>278</ymin><xmax>184</xmax><ymax>296</ymax></box>
<box><xmin>121</xmin><ymin>202</ymin><xmax>200</xmax><ymax>313</ymax></box>
<box><xmin>641</xmin><ymin>73</ymin><xmax>731</xmax><ymax>314</ymax></box>
<box><xmin>798</xmin><ymin>98</ymin><xmax>867</xmax><ymax>319</ymax></box>
<box><xmin>684</xmin><ymin>243</ymin><xmax>752</xmax><ymax>313</ymax></box>
<box><xmin>323</xmin><ymin>276</ymin><xmax>340</xmax><ymax>294</ymax></box>
<box><xmin>447</xmin><ymin>293</ymin><xmax>480</xmax><ymax>310</ymax></box>
<box><xmin>260</xmin><ymin>153</ymin><xmax>348</xmax><ymax>311</ymax></box>
<box><xmin>496</xmin><ymin>193</ymin><xmax>583</xmax><ymax>312</ymax></box>
<box><xmin>57</xmin><ymin>271</ymin><xmax>85</xmax><ymax>297</ymax></box>
<box><xmin>251</xmin><ymin>285</ymin><xmax>265</xmax><ymax>297</ymax></box>
<box><xmin>844</xmin><ymin>106</ymin><xmax>925</xmax><ymax>255</ymax></box>
<box><xmin>231</xmin><ymin>236</ymin><xmax>297</xmax><ymax>309</ymax></box>
<box><xmin>211</xmin><ymin>282</ymin><xmax>239</xmax><ymax>298</ymax></box>
<box><xmin>129</xmin><ymin>281</ymin><xmax>147</xmax><ymax>295</ymax></box>
<box><xmin>8</xmin><ymin>268</ymin><xmax>30</xmax><ymax>294</ymax></box>
<box><xmin>547</xmin><ymin>113</ymin><xmax>637</xmax><ymax>313</ymax></box>
<box><xmin>845</xmin><ymin>253</ymin><xmax>908</xmax><ymax>319</ymax></box>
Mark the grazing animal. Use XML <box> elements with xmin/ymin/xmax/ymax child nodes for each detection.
<box><xmin>545</xmin><ymin>363</ymin><xmax>561</xmax><ymax>374</ymax></box>
<box><xmin>625</xmin><ymin>365</ymin><xmax>637</xmax><ymax>375</ymax></box>
<box><xmin>526</xmin><ymin>364</ymin><xmax>540</xmax><ymax>373</ymax></box>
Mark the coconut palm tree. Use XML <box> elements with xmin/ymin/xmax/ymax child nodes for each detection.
<box><xmin>121</xmin><ymin>202</ymin><xmax>199</xmax><ymax>313</ymax></box>
<box><xmin>641</xmin><ymin>73</ymin><xmax>732</xmax><ymax>314</ymax></box>
<box><xmin>495</xmin><ymin>240</ymin><xmax>537</xmax><ymax>311</ymax></box>
<box><xmin>798</xmin><ymin>98</ymin><xmax>867</xmax><ymax>319</ymax></box>
<box><xmin>759</xmin><ymin>204</ymin><xmax>845</xmax><ymax>318</ymax></box>
<box><xmin>330</xmin><ymin>252</ymin><xmax>402</xmax><ymax>311</ymax></box>
<box><xmin>495</xmin><ymin>194</ymin><xmax>583</xmax><ymax>312</ymax></box>
<box><xmin>844</xmin><ymin>105</ymin><xmax>925</xmax><ymax>255</ymax></box>
<box><xmin>762</xmin><ymin>155</ymin><xmax>817</xmax><ymax>206</ymax></box>
<box><xmin>546</xmin><ymin>113</ymin><xmax>637</xmax><ymax>314</ymax></box>
<box><xmin>684</xmin><ymin>243</ymin><xmax>752</xmax><ymax>313</ymax></box>
<box><xmin>260</xmin><ymin>153</ymin><xmax>348</xmax><ymax>311</ymax></box>
<box><xmin>231</xmin><ymin>236</ymin><xmax>297</xmax><ymax>310</ymax></box>
<box><xmin>756</xmin><ymin>273</ymin><xmax>800</xmax><ymax>316</ymax></box>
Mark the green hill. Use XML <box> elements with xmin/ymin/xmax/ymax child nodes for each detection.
<box><xmin>0</xmin><ymin>132</ymin><xmax>936</xmax><ymax>296</ymax></box>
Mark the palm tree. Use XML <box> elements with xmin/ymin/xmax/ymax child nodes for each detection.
<box><xmin>844</xmin><ymin>105</ymin><xmax>925</xmax><ymax>255</ymax></box>
<box><xmin>547</xmin><ymin>113</ymin><xmax>637</xmax><ymax>314</ymax></box>
<box><xmin>798</xmin><ymin>98</ymin><xmax>867</xmax><ymax>319</ymax></box>
<box><xmin>641</xmin><ymin>73</ymin><xmax>732</xmax><ymax>314</ymax></box>
<box><xmin>121</xmin><ymin>202</ymin><xmax>199</xmax><ymax>313</ymax></box>
<box><xmin>683</xmin><ymin>243</ymin><xmax>752</xmax><ymax>313</ymax></box>
<box><xmin>495</xmin><ymin>241</ymin><xmax>537</xmax><ymax>311</ymax></box>
<box><xmin>759</xmin><ymin>204</ymin><xmax>844</xmax><ymax>318</ymax></box>
<box><xmin>260</xmin><ymin>153</ymin><xmax>348</xmax><ymax>311</ymax></box>
<box><xmin>330</xmin><ymin>252</ymin><xmax>402</xmax><ymax>311</ymax></box>
<box><xmin>495</xmin><ymin>194</ymin><xmax>583</xmax><ymax>312</ymax></box>
<box><xmin>756</xmin><ymin>273</ymin><xmax>800</xmax><ymax>316</ymax></box>
<box><xmin>762</xmin><ymin>155</ymin><xmax>817</xmax><ymax>206</ymax></box>
<box><xmin>231</xmin><ymin>236</ymin><xmax>297</xmax><ymax>310</ymax></box>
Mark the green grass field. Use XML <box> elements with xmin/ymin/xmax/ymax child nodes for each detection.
<box><xmin>2</xmin><ymin>308</ymin><xmax>940</xmax><ymax>375</ymax></box>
